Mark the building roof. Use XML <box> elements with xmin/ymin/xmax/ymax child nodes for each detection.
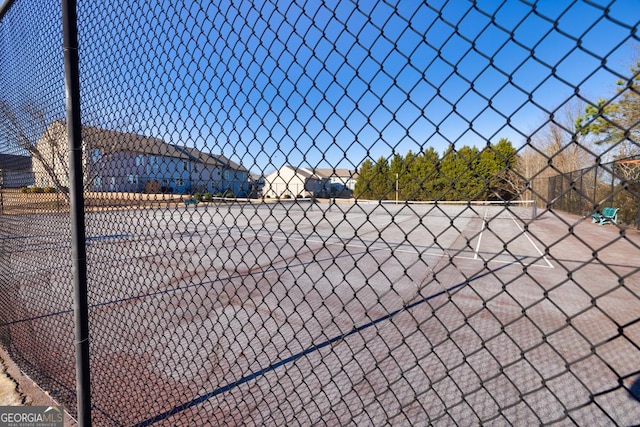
<box><xmin>178</xmin><ymin>146</ymin><xmax>248</xmax><ymax>172</ymax></box>
<box><xmin>264</xmin><ymin>165</ymin><xmax>323</xmax><ymax>180</ymax></box>
<box><xmin>313</xmin><ymin>168</ymin><xmax>358</xmax><ymax>179</ymax></box>
<box><xmin>295</xmin><ymin>167</ymin><xmax>321</xmax><ymax>179</ymax></box>
<box><xmin>43</xmin><ymin>121</ymin><xmax>247</xmax><ymax>171</ymax></box>
<box><xmin>266</xmin><ymin>166</ymin><xmax>360</xmax><ymax>180</ymax></box>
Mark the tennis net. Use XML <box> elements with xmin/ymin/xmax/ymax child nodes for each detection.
<box><xmin>367</xmin><ymin>199</ymin><xmax>538</xmax><ymax>221</ymax></box>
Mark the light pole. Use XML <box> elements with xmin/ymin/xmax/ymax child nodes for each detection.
<box><xmin>395</xmin><ymin>173</ymin><xmax>399</xmax><ymax>204</ymax></box>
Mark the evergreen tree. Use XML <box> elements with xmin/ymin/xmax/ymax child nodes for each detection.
<box><xmin>576</xmin><ymin>57</ymin><xmax>640</xmax><ymax>158</ymax></box>
<box><xmin>439</xmin><ymin>146</ymin><xmax>463</xmax><ymax>200</ymax></box>
<box><xmin>370</xmin><ymin>156</ymin><xmax>393</xmax><ymax>199</ymax></box>
<box><xmin>478</xmin><ymin>138</ymin><xmax>519</xmax><ymax>199</ymax></box>
<box><xmin>354</xmin><ymin>159</ymin><xmax>375</xmax><ymax>199</ymax></box>
<box><xmin>354</xmin><ymin>139</ymin><xmax>521</xmax><ymax>201</ymax></box>
<box><xmin>399</xmin><ymin>150</ymin><xmax>419</xmax><ymax>200</ymax></box>
<box><xmin>455</xmin><ymin>145</ymin><xmax>484</xmax><ymax>199</ymax></box>
<box><xmin>415</xmin><ymin>147</ymin><xmax>441</xmax><ymax>200</ymax></box>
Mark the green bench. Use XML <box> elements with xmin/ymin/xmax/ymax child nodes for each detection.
<box><xmin>183</xmin><ymin>197</ymin><xmax>199</xmax><ymax>207</ymax></box>
<box><xmin>591</xmin><ymin>207</ymin><xmax>618</xmax><ymax>225</ymax></box>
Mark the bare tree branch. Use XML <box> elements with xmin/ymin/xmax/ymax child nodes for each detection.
<box><xmin>0</xmin><ymin>101</ymin><xmax>70</xmax><ymax>203</ymax></box>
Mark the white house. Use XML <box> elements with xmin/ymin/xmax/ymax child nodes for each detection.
<box><xmin>263</xmin><ymin>166</ymin><xmax>327</xmax><ymax>198</ymax></box>
<box><xmin>314</xmin><ymin>168</ymin><xmax>358</xmax><ymax>194</ymax></box>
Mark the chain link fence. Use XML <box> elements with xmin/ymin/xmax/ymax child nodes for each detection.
<box><xmin>1</xmin><ymin>1</ymin><xmax>640</xmax><ymax>425</ymax></box>
<box><xmin>531</xmin><ymin>158</ymin><xmax>640</xmax><ymax>228</ymax></box>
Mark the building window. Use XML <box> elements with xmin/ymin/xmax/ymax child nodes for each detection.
<box><xmin>136</xmin><ymin>155</ymin><xmax>144</xmax><ymax>166</ymax></box>
<box><xmin>92</xmin><ymin>149</ymin><xmax>101</xmax><ymax>162</ymax></box>
<box><xmin>94</xmin><ymin>176</ymin><xmax>102</xmax><ymax>188</ymax></box>
<box><xmin>148</xmin><ymin>156</ymin><xmax>159</xmax><ymax>174</ymax></box>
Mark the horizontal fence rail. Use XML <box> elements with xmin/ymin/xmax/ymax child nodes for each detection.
<box><xmin>1</xmin><ymin>0</ymin><xmax>640</xmax><ymax>425</ymax></box>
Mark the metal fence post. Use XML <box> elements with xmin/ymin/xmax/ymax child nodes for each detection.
<box><xmin>62</xmin><ymin>0</ymin><xmax>91</xmax><ymax>425</ymax></box>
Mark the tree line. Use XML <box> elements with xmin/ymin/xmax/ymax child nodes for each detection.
<box><xmin>354</xmin><ymin>138</ymin><xmax>521</xmax><ymax>201</ymax></box>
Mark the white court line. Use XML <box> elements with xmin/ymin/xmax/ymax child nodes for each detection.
<box><xmin>507</xmin><ymin>211</ymin><xmax>554</xmax><ymax>268</ymax></box>
<box><xmin>474</xmin><ymin>209</ymin><xmax>488</xmax><ymax>260</ymax></box>
<box><xmin>256</xmin><ymin>231</ymin><xmax>554</xmax><ymax>269</ymax></box>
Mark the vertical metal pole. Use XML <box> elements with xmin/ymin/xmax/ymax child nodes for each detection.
<box><xmin>62</xmin><ymin>0</ymin><xmax>91</xmax><ymax>425</ymax></box>
<box><xmin>593</xmin><ymin>166</ymin><xmax>600</xmax><ymax>205</ymax></box>
<box><xmin>611</xmin><ymin>166</ymin><xmax>615</xmax><ymax>206</ymax></box>
<box><xmin>395</xmin><ymin>173</ymin><xmax>398</xmax><ymax>204</ymax></box>
<box><xmin>636</xmin><ymin>194</ymin><xmax>640</xmax><ymax>231</ymax></box>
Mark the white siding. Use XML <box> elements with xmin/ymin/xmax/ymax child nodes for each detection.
<box><xmin>264</xmin><ymin>166</ymin><xmax>310</xmax><ymax>198</ymax></box>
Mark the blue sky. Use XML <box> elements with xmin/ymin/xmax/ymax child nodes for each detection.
<box><xmin>0</xmin><ymin>0</ymin><xmax>65</xmax><ymax>147</ymax></box>
<box><xmin>2</xmin><ymin>1</ymin><xmax>640</xmax><ymax>174</ymax></box>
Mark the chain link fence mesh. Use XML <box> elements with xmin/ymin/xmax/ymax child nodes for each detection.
<box><xmin>1</xmin><ymin>1</ymin><xmax>640</xmax><ymax>425</ymax></box>
<box><xmin>531</xmin><ymin>157</ymin><xmax>640</xmax><ymax>228</ymax></box>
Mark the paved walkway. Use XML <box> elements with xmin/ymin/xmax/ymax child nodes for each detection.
<box><xmin>0</xmin><ymin>356</ymin><xmax>25</xmax><ymax>405</ymax></box>
<box><xmin>0</xmin><ymin>348</ymin><xmax>76</xmax><ymax>425</ymax></box>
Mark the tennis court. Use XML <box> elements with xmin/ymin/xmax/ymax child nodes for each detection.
<box><xmin>4</xmin><ymin>200</ymin><xmax>638</xmax><ymax>425</ymax></box>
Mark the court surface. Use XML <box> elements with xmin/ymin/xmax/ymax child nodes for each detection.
<box><xmin>3</xmin><ymin>200</ymin><xmax>639</xmax><ymax>425</ymax></box>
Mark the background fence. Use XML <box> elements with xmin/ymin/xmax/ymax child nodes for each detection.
<box><xmin>1</xmin><ymin>1</ymin><xmax>640</xmax><ymax>426</ymax></box>
<box><xmin>531</xmin><ymin>157</ymin><xmax>640</xmax><ymax>228</ymax></box>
